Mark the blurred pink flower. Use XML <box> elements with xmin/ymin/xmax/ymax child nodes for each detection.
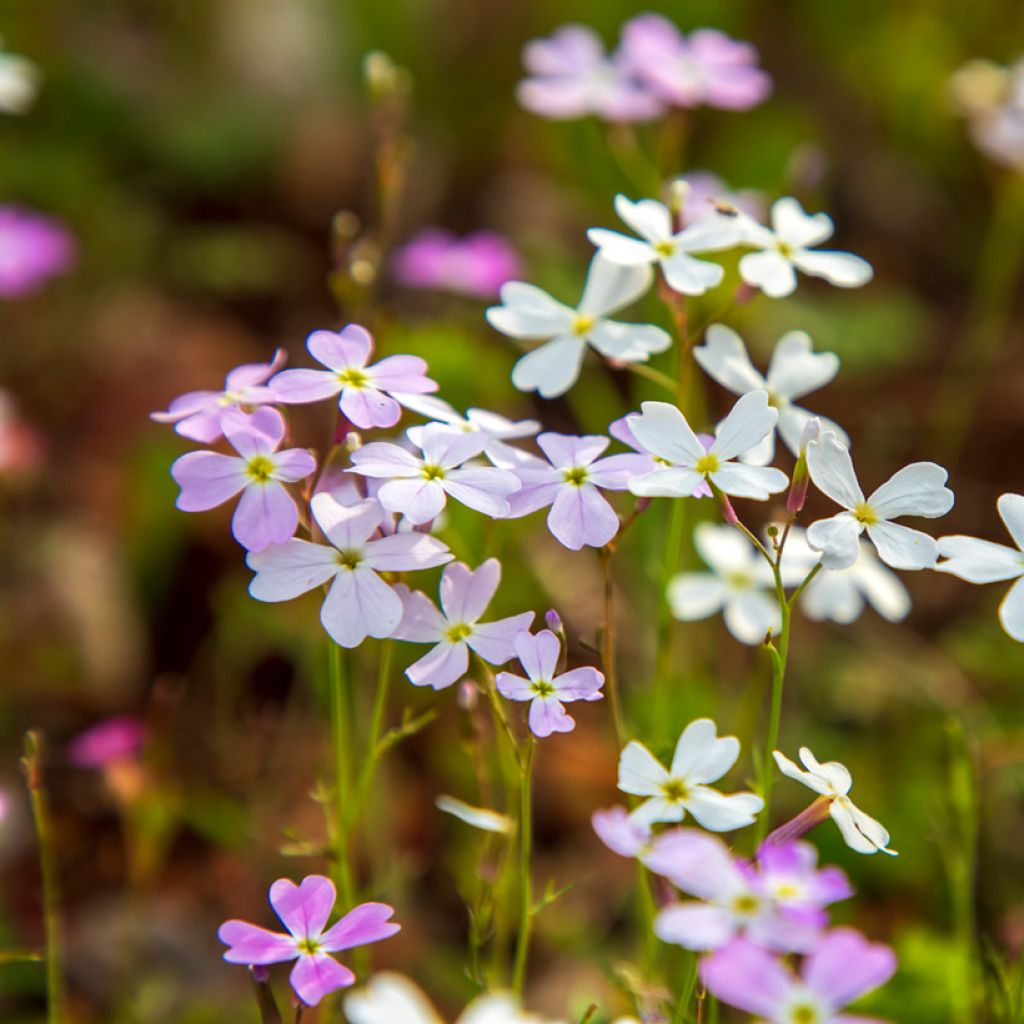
<box><xmin>671</xmin><ymin>171</ymin><xmax>765</xmax><ymax>227</ymax></box>
<box><xmin>68</xmin><ymin>715</ymin><xmax>146</xmax><ymax>768</ymax></box>
<box><xmin>0</xmin><ymin>206</ymin><xmax>75</xmax><ymax>299</ymax></box>
<box><xmin>392</xmin><ymin>229</ymin><xmax>522</xmax><ymax>299</ymax></box>
<box><xmin>620</xmin><ymin>16</ymin><xmax>771</xmax><ymax>111</ymax></box>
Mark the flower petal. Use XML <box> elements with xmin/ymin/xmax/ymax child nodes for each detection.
<box><xmin>311</xmin><ymin>494</ymin><xmax>382</xmax><ymax>550</ymax></box>
<box><xmin>232</xmin><ymin>482</ymin><xmax>299</xmax><ymax>552</ymax></box>
<box><xmin>618</xmin><ymin>740</ymin><xmax>670</xmax><ymax>796</ymax></box>
<box><xmin>247</xmin><ymin>540</ymin><xmax>340</xmax><ymax>602</ymax></box>
<box><xmin>270</xmin><ymin>875</ymin><xmax>336</xmax><ymax>939</ymax></box>
<box><xmin>627</xmin><ymin>400</ymin><xmax>705</xmax><ymax>465</ymax></box>
<box><xmin>320</xmin><ymin>569</ymin><xmax>402</xmax><ymax>648</ymax></box>
<box><xmin>614</xmin><ymin>194</ymin><xmax>672</xmax><ymax>242</ymax></box>
<box><xmin>683</xmin><ymin>787</ymin><xmax>763</xmax><ymax>831</ymax></box>
<box><xmin>807</xmin><ymin>513</ymin><xmax>862</xmax><ymax>570</ymax></box>
<box><xmin>710</xmin><ymin>391</ymin><xmax>778</xmax><ymax>463</ymax></box>
<box><xmin>999</xmin><ymin>576</ymin><xmax>1024</xmax><ymax>641</ymax></box>
<box><xmin>514</xmin><ymin>628</ymin><xmax>559</xmax><ymax>681</ymax></box>
<box><xmin>671</xmin><ymin>719</ymin><xmax>739</xmax><ymax>784</ymax></box>
<box><xmin>803</xmin><ymin>928</ymin><xmax>897</xmax><ymax>1007</ymax></box>
<box><xmin>655</xmin><ymin>902</ymin><xmax>735</xmax><ymax>951</ymax></box>
<box><xmin>765</xmin><ymin>330</ymin><xmax>839</xmax><ymax>400</ymax></box>
<box><xmin>772</xmin><ymin>197</ymin><xmax>834</xmax><ymax>248</ymax></box>
<box><xmin>173</xmin><ymin>452</ymin><xmax>246</xmax><ymax>511</ymax></box>
<box><xmin>290</xmin><ymin>953</ymin><xmax>356</xmax><ymax>1006</ymax></box>
<box><xmin>308</xmin><ymin>325</ymin><xmax>373</xmax><ymax>370</ymax></box>
<box><xmin>723</xmin><ymin>590</ymin><xmax>781</xmax><ymax>645</ymax></box>
<box><xmin>344</xmin><ymin>972</ymin><xmax>442</xmax><ymax>1024</ymax></box>
<box><xmin>528</xmin><ymin>695</ymin><xmax>575</xmax><ymax>737</ymax></box>
<box><xmin>710</xmin><ymin>462</ymin><xmax>789</xmax><ymax>500</ymax></box>
<box><xmin>998</xmin><ymin>493</ymin><xmax>1024</xmax><ymax>550</ymax></box>
<box><xmin>868</xmin><ymin>462</ymin><xmax>954</xmax><ymax>520</ymax></box>
<box><xmin>548</xmin><ymin>482</ymin><xmax>619</xmax><ymax>549</ymax></box>
<box><xmin>468</xmin><ymin>612</ymin><xmax>536</xmax><ymax>665</ymax></box>
<box><xmin>486</xmin><ymin>282</ymin><xmax>575</xmax><ymax>338</ymax></box>
<box><xmin>320</xmin><ymin>902</ymin><xmax>400</xmax><ymax>953</ymax></box>
<box><xmin>806</xmin><ymin>432</ymin><xmax>864</xmax><ymax>509</ymax></box>
<box><xmin>667</xmin><ymin>573</ymin><xmax>728</xmax><ymax>622</ymax></box>
<box><xmin>866</xmin><ymin>521</ymin><xmax>939</xmax><ymax>570</ymax></box>
<box><xmin>693</xmin><ymin>323</ymin><xmax>766</xmax><ymax>396</ymax></box>
<box><xmin>271</xmin><ymin>368</ymin><xmax>343</xmax><ymax>404</ymax></box>
<box><xmin>552</xmin><ymin>665</ymin><xmax>604</xmax><ymax>701</ymax></box>
<box><xmin>700</xmin><ymin>939</ymin><xmax>794</xmax><ymax>1017</ymax></box>
<box><xmin>586</xmin><ymin>227</ymin><xmax>657</xmax><ymax>266</ymax></box>
<box><xmin>439</xmin><ymin>559</ymin><xmax>499</xmax><ymax>624</ymax></box>
<box><xmin>660</xmin><ymin>251</ymin><xmax>724</xmax><ymax>295</ymax></box>
<box><xmin>792</xmin><ymin>249</ymin><xmax>873</xmax><ymax>289</ymax></box>
<box><xmin>937</xmin><ymin>536</ymin><xmax>1024</xmax><ymax>583</ymax></box>
<box><xmin>511</xmin><ymin>336</ymin><xmax>587</xmax><ymax>398</ymax></box>
<box><xmin>219</xmin><ymin>920</ymin><xmax>296</xmax><ymax>965</ymax></box>
<box><xmin>739</xmin><ymin>249</ymin><xmax>797</xmax><ymax>297</ymax></box>
<box><xmin>577</xmin><ymin>253</ymin><xmax>653</xmax><ymax>317</ymax></box>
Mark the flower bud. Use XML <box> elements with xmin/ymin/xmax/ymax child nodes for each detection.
<box><xmin>344</xmin><ymin>431</ymin><xmax>362</xmax><ymax>453</ymax></box>
<box><xmin>457</xmin><ymin>681</ymin><xmax>479</xmax><ymax>712</ymax></box>
<box><xmin>668</xmin><ymin>178</ymin><xmax>690</xmax><ymax>218</ymax></box>
<box><xmin>786</xmin><ymin>418</ymin><xmax>819</xmax><ymax>514</ymax></box>
<box><xmin>544</xmin><ymin>608</ymin><xmax>563</xmax><ymax>633</ymax></box>
<box><xmin>717</xmin><ymin>491</ymin><xmax>739</xmax><ymax>526</ymax></box>
<box><xmin>798</xmin><ymin>417</ymin><xmax>821</xmax><ymax>456</ymax></box>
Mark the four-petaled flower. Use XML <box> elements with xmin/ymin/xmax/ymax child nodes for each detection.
<box><xmin>246</xmin><ymin>495</ymin><xmax>452</xmax><ymax>648</ymax></box>
<box><xmin>701</xmin><ymin>929</ymin><xmax>897</xmax><ymax>1024</ymax></box>
<box><xmin>486</xmin><ymin>254</ymin><xmax>670</xmax><ymax>399</ymax></box>
<box><xmin>172</xmin><ymin>407</ymin><xmax>316</xmax><ymax>552</ymax></box>
<box><xmin>218</xmin><ymin>875</ymin><xmax>399</xmax><ymax>1007</ymax></box>
<box><xmin>496</xmin><ymin>630</ymin><xmax>604</xmax><ymax>738</ymax></box>
<box><xmin>627</xmin><ymin>392</ymin><xmax>789</xmax><ymax>500</ymax></box>
<box><xmin>588</xmin><ymin>195</ymin><xmax>744</xmax><ymax>296</ymax></box>
<box><xmin>151</xmin><ymin>349</ymin><xmax>285</xmax><ymax>443</ymax></box>
<box><xmin>392</xmin><ymin>558</ymin><xmax>534</xmax><ymax>689</ymax></box>
<box><xmin>349</xmin><ymin>424</ymin><xmax>520</xmax><ymax>525</ymax></box>
<box><xmin>507</xmin><ymin>433</ymin><xmax>649</xmax><ymax>550</ymax></box>
<box><xmin>736</xmin><ymin>197</ymin><xmax>874</xmax><ymax>298</ymax></box>
<box><xmin>937</xmin><ymin>493</ymin><xmax>1024</xmax><ymax>641</ymax></box>
<box><xmin>805</xmin><ymin>431</ymin><xmax>954</xmax><ymax>571</ymax></box>
<box><xmin>618</xmin><ymin>718</ymin><xmax>764</xmax><ymax>830</ymax></box>
<box><xmin>773</xmin><ymin>746</ymin><xmax>897</xmax><ymax>856</ymax></box>
<box><xmin>270</xmin><ymin>324</ymin><xmax>438</xmax><ymax>429</ymax></box>
<box><xmin>693</xmin><ymin>324</ymin><xmax>848</xmax><ymax>465</ymax></box>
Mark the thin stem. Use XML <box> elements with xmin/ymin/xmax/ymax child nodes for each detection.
<box><xmin>757</xmin><ymin>562</ymin><xmax>791</xmax><ymax>845</ymax></box>
<box><xmin>477</xmin><ymin>656</ymin><xmax>524</xmax><ymax>771</ymax></box>
<box><xmin>349</xmin><ymin>639</ymin><xmax>394</xmax><ymax>829</ymax></box>
<box><xmin>21</xmin><ymin>732</ymin><xmax>64</xmax><ymax>1024</ymax></box>
<box><xmin>329</xmin><ymin>643</ymin><xmax>356</xmax><ymax>907</ymax></box>
<box><xmin>249</xmin><ymin>968</ymin><xmax>283</xmax><ymax>1024</ymax></box>
<box><xmin>653</xmin><ymin>497</ymin><xmax>687</xmax><ymax>739</ymax></box>
<box><xmin>512</xmin><ymin>736</ymin><xmax>536</xmax><ymax>995</ymax></box>
<box><xmin>600</xmin><ymin>546</ymin><xmax>625</xmax><ymax>745</ymax></box>
<box><xmin>623</xmin><ymin>361</ymin><xmax>677</xmax><ymax>395</ymax></box>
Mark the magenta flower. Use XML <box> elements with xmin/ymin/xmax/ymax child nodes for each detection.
<box><xmin>393</xmin><ymin>558</ymin><xmax>534</xmax><ymax>690</ymax></box>
<box><xmin>151</xmin><ymin>349</ymin><xmax>286</xmax><ymax>443</ymax></box>
<box><xmin>172</xmin><ymin>408</ymin><xmax>316</xmax><ymax>552</ymax></box>
<box><xmin>391</xmin><ymin>229</ymin><xmax>522</xmax><ymax>299</ymax></box>
<box><xmin>218</xmin><ymin>875</ymin><xmax>399</xmax><ymax>1007</ymax></box>
<box><xmin>496</xmin><ymin>630</ymin><xmax>604</xmax><ymax>737</ymax></box>
<box><xmin>644</xmin><ymin>831</ymin><xmax>850</xmax><ymax>954</ymax></box>
<box><xmin>270</xmin><ymin>325</ymin><xmax>437</xmax><ymax>429</ymax></box>
<box><xmin>349</xmin><ymin>424</ymin><xmax>520</xmax><ymax>526</ymax></box>
<box><xmin>0</xmin><ymin>206</ymin><xmax>76</xmax><ymax>299</ymax></box>
<box><xmin>701</xmin><ymin>928</ymin><xmax>897</xmax><ymax>1023</ymax></box>
<box><xmin>247</xmin><ymin>494</ymin><xmax>453</xmax><ymax>648</ymax></box>
<box><xmin>620</xmin><ymin>16</ymin><xmax>772</xmax><ymax>111</ymax></box>
<box><xmin>609</xmin><ymin>416</ymin><xmax>713</xmax><ymax>498</ymax></box>
<box><xmin>517</xmin><ymin>24</ymin><xmax>664</xmax><ymax>123</ymax></box>
<box><xmin>507</xmin><ymin>433</ymin><xmax>648</xmax><ymax>550</ymax></box>
<box><xmin>68</xmin><ymin>716</ymin><xmax>146</xmax><ymax>768</ymax></box>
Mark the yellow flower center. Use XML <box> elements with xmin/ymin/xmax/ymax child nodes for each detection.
<box><xmin>655</xmin><ymin>240</ymin><xmax>677</xmax><ymax>257</ymax></box>
<box><xmin>563</xmin><ymin>466</ymin><xmax>588</xmax><ymax>487</ymax></box>
<box><xmin>296</xmin><ymin>937</ymin><xmax>321</xmax><ymax>956</ymax></box>
<box><xmin>531</xmin><ymin>679</ymin><xmax>555</xmax><ymax>698</ymax></box>
<box><xmin>338</xmin><ymin>367</ymin><xmax>369</xmax><ymax>388</ymax></box>
<box><xmin>572</xmin><ymin>315</ymin><xmax>595</xmax><ymax>336</ymax></box>
<box><xmin>446</xmin><ymin>623</ymin><xmax>473</xmax><ymax>642</ymax></box>
<box><xmin>788</xmin><ymin>1005</ymin><xmax>820</xmax><ymax>1024</ymax></box>
<box><xmin>695</xmin><ymin>453</ymin><xmax>720</xmax><ymax>475</ymax></box>
<box><xmin>776</xmin><ymin>240</ymin><xmax>795</xmax><ymax>259</ymax></box>
<box><xmin>422</xmin><ymin>464</ymin><xmax>446</xmax><ymax>481</ymax></box>
<box><xmin>661</xmin><ymin>778</ymin><xmax>691</xmax><ymax>802</ymax></box>
<box><xmin>245</xmin><ymin>454</ymin><xmax>276</xmax><ymax>483</ymax></box>
<box><xmin>730</xmin><ymin>893</ymin><xmax>761</xmax><ymax>917</ymax></box>
<box><xmin>853</xmin><ymin>501</ymin><xmax>879</xmax><ymax>525</ymax></box>
<box><xmin>336</xmin><ymin>549</ymin><xmax>363</xmax><ymax>570</ymax></box>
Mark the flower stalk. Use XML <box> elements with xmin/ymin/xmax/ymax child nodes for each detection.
<box><xmin>512</xmin><ymin>735</ymin><xmax>536</xmax><ymax>995</ymax></box>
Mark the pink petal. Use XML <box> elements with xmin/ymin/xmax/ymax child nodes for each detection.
<box><xmin>289</xmin><ymin>952</ymin><xmax>356</xmax><ymax>1006</ymax></box>
<box><xmin>391</xmin><ymin>587</ymin><xmax>447</xmax><ymax>642</ymax></box>
<box><xmin>514</xmin><ymin>629</ymin><xmax>560</xmax><ymax>682</ymax></box>
<box><xmin>468</xmin><ymin>611</ymin><xmax>535</xmax><ymax>665</ymax></box>
<box><xmin>442</xmin><ymin>468</ymin><xmax>519</xmax><ymax>517</ymax></box>
<box><xmin>218</xmin><ymin>920</ymin><xmax>297</xmax><ymax>965</ymax></box>
<box><xmin>655</xmin><ymin>902</ymin><xmax>736</xmax><ymax>951</ymax></box>
<box><xmin>224</xmin><ymin>348</ymin><xmax>288</xmax><ymax>390</ymax></box>
<box><xmin>270</xmin><ymin>875</ymin><xmax>336</xmax><ymax>939</ymax></box>
<box><xmin>362</xmin><ymin>532</ymin><xmax>453</xmax><ymax>572</ymax></box>
<box><xmin>232</xmin><ymin>482</ymin><xmax>299</xmax><ymax>552</ymax></box>
<box><xmin>173</xmin><ymin>406</ymin><xmax>228</xmax><ymax>444</ymax></box>
<box><xmin>271</xmin><ymin>368</ymin><xmax>343</xmax><ymax>404</ymax></box>
<box><xmin>222</xmin><ymin>407</ymin><xmax>285</xmax><ymax>459</ymax></box>
<box><xmin>367</xmin><ymin>354</ymin><xmax>436</xmax><ymax>394</ymax></box>
<box><xmin>548</xmin><ymin>483</ymin><xmax>619</xmax><ymax>550</ymax></box>
<box><xmin>308</xmin><ymin>325</ymin><xmax>373</xmax><ymax>371</ymax></box>
<box><xmin>552</xmin><ymin>665</ymin><xmax>603</xmax><ymax>701</ymax></box>
<box><xmin>439</xmin><ymin>559</ymin><xmax>500</xmax><ymax>623</ymax></box>
<box><xmin>319</xmin><ymin>902</ymin><xmax>400</xmax><ymax>952</ymax></box>
<box><xmin>528</xmin><ymin>695</ymin><xmax>574</xmax><ymax>737</ymax></box>
<box><xmin>536</xmin><ymin>432</ymin><xmax>608</xmax><ymax>469</ymax></box>
<box><xmin>586</xmin><ymin>453</ymin><xmax>652</xmax><ymax>490</ymax></box>
<box><xmin>151</xmin><ymin>389</ymin><xmax>220</xmax><ymax>424</ymax></box>
<box><xmin>803</xmin><ymin>928</ymin><xmax>897</xmax><ymax>1008</ymax></box>
<box><xmin>592</xmin><ymin>805</ymin><xmax>651</xmax><ymax>857</ymax></box>
<box><xmin>320</xmin><ymin>568</ymin><xmax>403</xmax><ymax>648</ymax></box>
<box><xmin>173</xmin><ymin>451</ymin><xmax>246</xmax><ymax>511</ymax></box>
<box><xmin>700</xmin><ymin>939</ymin><xmax>793</xmax><ymax>1017</ymax></box>
<box><xmin>495</xmin><ymin>671</ymin><xmax>534</xmax><ymax>701</ymax></box>
<box><xmin>378</xmin><ymin>477</ymin><xmax>447</xmax><ymax>525</ymax></box>
<box><xmin>273</xmin><ymin>448</ymin><xmax>317</xmax><ymax>483</ymax></box>
<box><xmin>340</xmin><ymin>386</ymin><xmax>401</xmax><ymax>429</ymax></box>
<box><xmin>405</xmin><ymin>640</ymin><xmax>469</xmax><ymax>690</ymax></box>
<box><xmin>310</xmin><ymin>494</ymin><xmax>382</xmax><ymax>550</ymax></box>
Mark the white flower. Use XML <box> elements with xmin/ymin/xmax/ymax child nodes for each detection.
<box><xmin>668</xmin><ymin>523</ymin><xmax>779</xmax><ymax>645</ymax></box>
<box><xmin>485</xmin><ymin>253</ymin><xmax>670</xmax><ymax>399</ymax></box>
<box><xmin>0</xmin><ymin>41</ymin><xmax>39</xmax><ymax>115</ymax></box>
<box><xmin>937</xmin><ymin>493</ymin><xmax>1024</xmax><ymax>641</ymax></box>
<box><xmin>805</xmin><ymin>431</ymin><xmax>954</xmax><ymax>571</ymax></box>
<box><xmin>782</xmin><ymin>526</ymin><xmax>911</xmax><ymax>625</ymax></box>
<box><xmin>587</xmin><ymin>194</ymin><xmax>744</xmax><ymax>295</ymax></box>
<box><xmin>435</xmin><ymin>795</ymin><xmax>514</xmax><ymax>835</ymax></box>
<box><xmin>773</xmin><ymin>747</ymin><xmax>896</xmax><ymax>856</ymax></box>
<box><xmin>737</xmin><ymin>197</ymin><xmax>873</xmax><ymax>298</ymax></box>
<box><xmin>618</xmin><ymin>718</ymin><xmax>764</xmax><ymax>831</ymax></box>
<box><xmin>345</xmin><ymin>972</ymin><xmax>567</xmax><ymax>1024</ymax></box>
<box><xmin>693</xmin><ymin>324</ymin><xmax>848</xmax><ymax>465</ymax></box>
<box><xmin>627</xmin><ymin>391</ymin><xmax>789</xmax><ymax>500</ymax></box>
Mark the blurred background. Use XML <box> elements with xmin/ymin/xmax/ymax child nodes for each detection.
<box><xmin>2</xmin><ymin>0</ymin><xmax>1024</xmax><ymax>1021</ymax></box>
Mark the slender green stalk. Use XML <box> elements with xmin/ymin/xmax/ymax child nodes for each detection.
<box><xmin>249</xmin><ymin>968</ymin><xmax>283</xmax><ymax>1024</ymax></box>
<box><xmin>328</xmin><ymin>643</ymin><xmax>356</xmax><ymax>907</ymax></box>
<box><xmin>757</xmin><ymin>563</ymin><xmax>790</xmax><ymax>845</ymax></box>
<box><xmin>652</xmin><ymin>497</ymin><xmax>687</xmax><ymax>739</ymax></box>
<box><xmin>600</xmin><ymin>546</ymin><xmax>626</xmax><ymax>745</ymax></box>
<box><xmin>634</xmin><ymin>860</ymin><xmax>658</xmax><ymax>971</ymax></box>
<box><xmin>624</xmin><ymin>361</ymin><xmax>678</xmax><ymax>395</ymax></box>
<box><xmin>948</xmin><ymin>718</ymin><xmax>979</xmax><ymax>1023</ymax></box>
<box><xmin>671</xmin><ymin>955</ymin><xmax>699</xmax><ymax>1023</ymax></box>
<box><xmin>349</xmin><ymin>639</ymin><xmax>394</xmax><ymax>828</ymax></box>
<box><xmin>21</xmin><ymin>732</ymin><xmax>64</xmax><ymax>1024</ymax></box>
<box><xmin>512</xmin><ymin>736</ymin><xmax>536</xmax><ymax>995</ymax></box>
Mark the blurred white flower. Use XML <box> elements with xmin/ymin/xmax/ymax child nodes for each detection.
<box><xmin>937</xmin><ymin>493</ymin><xmax>1024</xmax><ymax>641</ymax></box>
<box><xmin>0</xmin><ymin>40</ymin><xmax>39</xmax><ymax>115</ymax></box>
<box><xmin>435</xmin><ymin>795</ymin><xmax>514</xmax><ymax>835</ymax></box>
<box><xmin>949</xmin><ymin>57</ymin><xmax>1024</xmax><ymax>171</ymax></box>
<box><xmin>693</xmin><ymin>324</ymin><xmax>847</xmax><ymax>465</ymax></box>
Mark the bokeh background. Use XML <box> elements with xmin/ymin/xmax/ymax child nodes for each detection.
<box><xmin>2</xmin><ymin>1</ymin><xmax>1024</xmax><ymax>1021</ymax></box>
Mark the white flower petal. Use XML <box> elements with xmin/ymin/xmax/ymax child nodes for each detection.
<box><xmin>806</xmin><ymin>432</ymin><xmax>864</xmax><ymax>509</ymax></box>
<box><xmin>660</xmin><ymin>251</ymin><xmax>724</xmax><ymax>295</ymax></box>
<box><xmin>693</xmin><ymin>323</ymin><xmax>766</xmax><ymax>396</ymax></box>
<box><xmin>998</xmin><ymin>493</ymin><xmax>1024</xmax><ymax>551</ymax></box>
<box><xmin>739</xmin><ymin>250</ymin><xmax>797</xmax><ymax>298</ymax></box>
<box><xmin>486</xmin><ymin>283</ymin><xmax>575</xmax><ymax>339</ymax></box>
<box><xmin>866</xmin><ymin>521</ymin><xmax>939</xmax><ymax>571</ymax></box>
<box><xmin>772</xmin><ymin>750</ymin><xmax>833</xmax><ymax>796</ymax></box>
<box><xmin>710</xmin><ymin>391</ymin><xmax>778</xmax><ymax>463</ymax></box>
<box><xmin>667</xmin><ymin>573</ymin><xmax>728</xmax><ymax>621</ymax></box>
<box><xmin>511</xmin><ymin>335</ymin><xmax>587</xmax><ymax>398</ymax></box>
<box><xmin>830</xmin><ymin>800</ymin><xmax>883</xmax><ymax>855</ymax></box>
<box><xmin>771</xmin><ymin>197</ymin><xmax>834</xmax><ymax>247</ymax></box>
<box><xmin>587</xmin><ymin>228</ymin><xmax>657</xmax><ymax>266</ymax></box>
<box><xmin>693</xmin><ymin>521</ymin><xmax>759</xmax><ymax>576</ymax></box>
<box><xmin>627</xmin><ymin>401</ymin><xmax>705</xmax><ymax>465</ymax></box>
<box><xmin>850</xmin><ymin>550</ymin><xmax>911</xmax><ymax>622</ymax></box>
<box><xmin>764</xmin><ymin>330</ymin><xmax>839</xmax><ymax>400</ymax></box>
<box><xmin>629</xmin><ymin>466</ymin><xmax>705</xmax><ymax>498</ymax></box>
<box><xmin>999</xmin><ymin>576</ymin><xmax>1024</xmax><ymax>642</ymax></box>
<box><xmin>618</xmin><ymin>740</ymin><xmax>670</xmax><ymax>797</ymax></box>
<box><xmin>798</xmin><ymin>748</ymin><xmax>852</xmax><ymax>794</ymax></box>
<box><xmin>710</xmin><ymin>463</ymin><xmax>789</xmax><ymax>500</ymax></box>
<box><xmin>807</xmin><ymin>513</ymin><xmax>862</xmax><ymax>570</ymax></box>
<box><xmin>670</xmin><ymin>719</ymin><xmax>739</xmax><ymax>784</ymax></box>
<box><xmin>791</xmin><ymin>249</ymin><xmax>873</xmax><ymax>289</ymax></box>
<box><xmin>247</xmin><ymin>539</ymin><xmax>340</xmax><ymax>601</ymax></box>
<box><xmin>723</xmin><ymin>590</ymin><xmax>782</xmax><ymax>644</ymax></box>
<box><xmin>435</xmin><ymin>795</ymin><xmax>514</xmax><ymax>835</ymax></box>
<box><xmin>587</xmin><ymin>320</ymin><xmax>671</xmax><ymax>361</ymax></box>
<box><xmin>777</xmin><ymin>406</ymin><xmax>848</xmax><ymax>458</ymax></box>
<box><xmin>868</xmin><ymin>462</ymin><xmax>954</xmax><ymax>520</ymax></box>
<box><xmin>345</xmin><ymin>973</ymin><xmax>442</xmax><ymax>1024</ymax></box>
<box><xmin>683</xmin><ymin>787</ymin><xmax>763</xmax><ymax>832</ymax></box>
<box><xmin>577</xmin><ymin>254</ymin><xmax>653</xmax><ymax>317</ymax></box>
<box><xmin>321</xmin><ymin>568</ymin><xmax>402</xmax><ymax>648</ymax></box>
<box><xmin>936</xmin><ymin>536</ymin><xmax>1024</xmax><ymax>584</ymax></box>
<box><xmin>614</xmin><ymin>194</ymin><xmax>672</xmax><ymax>243</ymax></box>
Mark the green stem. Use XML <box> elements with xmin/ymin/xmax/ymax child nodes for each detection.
<box><xmin>328</xmin><ymin>644</ymin><xmax>356</xmax><ymax>907</ymax></box>
<box><xmin>624</xmin><ymin>361</ymin><xmax>678</xmax><ymax>395</ymax></box>
<box><xmin>600</xmin><ymin>547</ymin><xmax>626</xmax><ymax>745</ymax></box>
<box><xmin>512</xmin><ymin>737</ymin><xmax>535</xmax><ymax>995</ymax></box>
<box><xmin>21</xmin><ymin>732</ymin><xmax>64</xmax><ymax>1024</ymax></box>
<box><xmin>349</xmin><ymin>639</ymin><xmax>394</xmax><ymax>829</ymax></box>
<box><xmin>757</xmin><ymin>563</ymin><xmax>791</xmax><ymax>845</ymax></box>
<box><xmin>653</xmin><ymin>497</ymin><xmax>687</xmax><ymax>739</ymax></box>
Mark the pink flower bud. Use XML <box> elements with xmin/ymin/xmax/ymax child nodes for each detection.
<box><xmin>544</xmin><ymin>608</ymin><xmax>563</xmax><ymax>633</ymax></box>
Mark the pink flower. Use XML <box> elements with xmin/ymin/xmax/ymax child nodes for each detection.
<box><xmin>247</xmin><ymin>494</ymin><xmax>453</xmax><ymax>648</ymax></box>
<box><xmin>507</xmin><ymin>433</ymin><xmax>649</xmax><ymax>550</ymax></box>
<box><xmin>619</xmin><ymin>16</ymin><xmax>772</xmax><ymax>111</ymax></box>
<box><xmin>592</xmin><ymin>804</ymin><xmax>653</xmax><ymax>858</ymax></box>
<box><xmin>645</xmin><ymin>831</ymin><xmax>851</xmax><ymax>954</ymax></box>
<box><xmin>349</xmin><ymin>424</ymin><xmax>520</xmax><ymax>525</ymax></box>
<box><xmin>392</xmin><ymin>559</ymin><xmax>534</xmax><ymax>690</ymax></box>
<box><xmin>391</xmin><ymin>229</ymin><xmax>522</xmax><ymax>299</ymax></box>
<box><xmin>496</xmin><ymin>629</ymin><xmax>604</xmax><ymax>737</ymax></box>
<box><xmin>517</xmin><ymin>24</ymin><xmax>664</xmax><ymax>123</ymax></box>
<box><xmin>701</xmin><ymin>928</ymin><xmax>897</xmax><ymax>1023</ymax></box>
<box><xmin>218</xmin><ymin>875</ymin><xmax>399</xmax><ymax>1007</ymax></box>
<box><xmin>0</xmin><ymin>206</ymin><xmax>76</xmax><ymax>299</ymax></box>
<box><xmin>151</xmin><ymin>349</ymin><xmax>286</xmax><ymax>443</ymax></box>
<box><xmin>172</xmin><ymin>408</ymin><xmax>316</xmax><ymax>552</ymax></box>
<box><xmin>270</xmin><ymin>325</ymin><xmax>437</xmax><ymax>429</ymax></box>
<box><xmin>68</xmin><ymin>716</ymin><xmax>146</xmax><ymax>768</ymax></box>
<box><xmin>671</xmin><ymin>171</ymin><xmax>765</xmax><ymax>227</ymax></box>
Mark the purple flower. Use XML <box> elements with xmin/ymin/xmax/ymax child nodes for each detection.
<box><xmin>67</xmin><ymin>716</ymin><xmax>146</xmax><ymax>768</ymax></box>
<box><xmin>517</xmin><ymin>24</ymin><xmax>664</xmax><ymax>123</ymax></box>
<box><xmin>645</xmin><ymin>831</ymin><xmax>850</xmax><ymax>954</ymax></box>
<box><xmin>172</xmin><ymin>408</ymin><xmax>316</xmax><ymax>552</ymax></box>
<box><xmin>247</xmin><ymin>494</ymin><xmax>453</xmax><ymax>648</ymax></box>
<box><xmin>592</xmin><ymin>805</ymin><xmax>652</xmax><ymax>858</ymax></box>
<box><xmin>496</xmin><ymin>630</ymin><xmax>604</xmax><ymax>737</ymax></box>
<box><xmin>151</xmin><ymin>349</ymin><xmax>286</xmax><ymax>443</ymax></box>
<box><xmin>270</xmin><ymin>325</ymin><xmax>437</xmax><ymax>429</ymax></box>
<box><xmin>701</xmin><ymin>928</ymin><xmax>897</xmax><ymax>1023</ymax></box>
<box><xmin>349</xmin><ymin>424</ymin><xmax>520</xmax><ymax>525</ymax></box>
<box><xmin>671</xmin><ymin>171</ymin><xmax>765</xmax><ymax>227</ymax></box>
<box><xmin>392</xmin><ymin>559</ymin><xmax>534</xmax><ymax>690</ymax></box>
<box><xmin>218</xmin><ymin>875</ymin><xmax>399</xmax><ymax>1007</ymax></box>
<box><xmin>0</xmin><ymin>206</ymin><xmax>75</xmax><ymax>299</ymax></box>
<box><xmin>391</xmin><ymin>229</ymin><xmax>522</xmax><ymax>299</ymax></box>
<box><xmin>619</xmin><ymin>16</ymin><xmax>772</xmax><ymax>111</ymax></box>
<box><xmin>507</xmin><ymin>433</ymin><xmax>649</xmax><ymax>550</ymax></box>
<box><xmin>609</xmin><ymin>416</ymin><xmax>713</xmax><ymax>498</ymax></box>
